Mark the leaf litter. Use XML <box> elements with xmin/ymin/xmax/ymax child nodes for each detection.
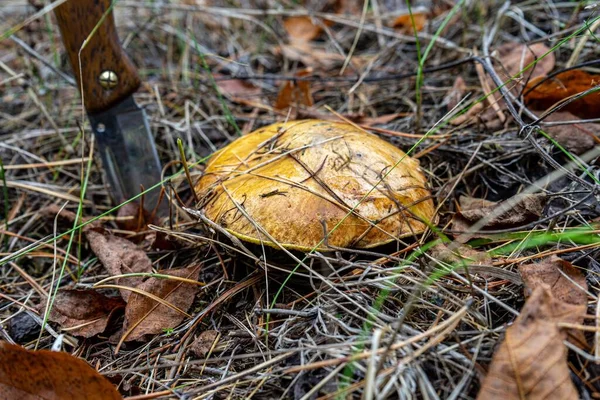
<box><xmin>3</xmin><ymin>1</ymin><xmax>600</xmax><ymax>399</ymax></box>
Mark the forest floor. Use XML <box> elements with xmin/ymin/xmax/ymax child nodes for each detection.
<box><xmin>2</xmin><ymin>1</ymin><xmax>600</xmax><ymax>399</ymax></box>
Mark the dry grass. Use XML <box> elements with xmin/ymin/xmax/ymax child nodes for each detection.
<box><xmin>2</xmin><ymin>1</ymin><xmax>600</xmax><ymax>399</ymax></box>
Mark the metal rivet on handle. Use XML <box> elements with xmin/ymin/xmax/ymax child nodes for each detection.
<box><xmin>99</xmin><ymin>70</ymin><xmax>118</xmax><ymax>89</ymax></box>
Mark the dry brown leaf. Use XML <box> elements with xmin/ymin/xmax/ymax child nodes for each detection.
<box><xmin>86</xmin><ymin>229</ymin><xmax>153</xmax><ymax>302</ymax></box>
<box><xmin>190</xmin><ymin>330</ymin><xmax>220</xmax><ymax>358</ymax></box>
<box><xmin>451</xmin><ymin>194</ymin><xmax>546</xmax><ymax>233</ymax></box>
<box><xmin>542</xmin><ymin>111</ymin><xmax>600</xmax><ymax>155</ymax></box>
<box><xmin>283</xmin><ymin>16</ymin><xmax>323</xmax><ymax>43</ymax></box>
<box><xmin>477</xmin><ymin>287</ymin><xmax>580</xmax><ymax>400</ymax></box>
<box><xmin>41</xmin><ymin>205</ymin><xmax>153</xmax><ymax>301</ymax></box>
<box><xmin>275</xmin><ymin>68</ymin><xmax>314</xmax><ymax>110</ymax></box>
<box><xmin>452</xmin><ymin>43</ymin><xmax>554</xmax><ymax>127</ymax></box>
<box><xmin>119</xmin><ymin>264</ymin><xmax>201</xmax><ymax>343</ymax></box>
<box><xmin>0</xmin><ymin>342</ymin><xmax>122</xmax><ymax>399</ymax></box>
<box><xmin>524</xmin><ymin>70</ymin><xmax>600</xmax><ymax>119</ymax></box>
<box><xmin>495</xmin><ymin>42</ymin><xmax>555</xmax><ymax>81</ymax></box>
<box><xmin>519</xmin><ymin>257</ymin><xmax>587</xmax><ymax>309</ymax></box>
<box><xmin>275</xmin><ymin>43</ymin><xmax>344</xmax><ymax>70</ymax></box>
<box><xmin>391</xmin><ymin>12</ymin><xmax>427</xmax><ymax>33</ymax></box>
<box><xmin>45</xmin><ymin>289</ymin><xmax>125</xmax><ymax>338</ymax></box>
<box><xmin>215</xmin><ymin>77</ymin><xmax>261</xmax><ymax>98</ymax></box>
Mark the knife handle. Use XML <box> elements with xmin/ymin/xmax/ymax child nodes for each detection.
<box><xmin>55</xmin><ymin>0</ymin><xmax>141</xmax><ymax>114</ymax></box>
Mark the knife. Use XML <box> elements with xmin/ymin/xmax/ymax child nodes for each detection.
<box><xmin>54</xmin><ymin>0</ymin><xmax>164</xmax><ymax>214</ymax></box>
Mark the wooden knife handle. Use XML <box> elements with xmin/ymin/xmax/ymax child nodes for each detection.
<box><xmin>55</xmin><ymin>0</ymin><xmax>141</xmax><ymax>114</ymax></box>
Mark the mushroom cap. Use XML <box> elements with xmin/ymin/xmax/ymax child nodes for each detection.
<box><xmin>195</xmin><ymin>120</ymin><xmax>437</xmax><ymax>251</ymax></box>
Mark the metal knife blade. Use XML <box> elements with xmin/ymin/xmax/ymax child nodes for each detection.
<box><xmin>54</xmin><ymin>0</ymin><xmax>164</xmax><ymax>213</ymax></box>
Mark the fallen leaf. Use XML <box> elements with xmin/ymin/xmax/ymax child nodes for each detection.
<box><xmin>477</xmin><ymin>287</ymin><xmax>580</xmax><ymax>400</ymax></box>
<box><xmin>86</xmin><ymin>229</ymin><xmax>153</xmax><ymax>302</ymax></box>
<box><xmin>275</xmin><ymin>68</ymin><xmax>314</xmax><ymax>110</ymax></box>
<box><xmin>451</xmin><ymin>194</ymin><xmax>546</xmax><ymax>232</ymax></box>
<box><xmin>283</xmin><ymin>16</ymin><xmax>323</xmax><ymax>43</ymax></box>
<box><xmin>542</xmin><ymin>111</ymin><xmax>600</xmax><ymax>155</ymax></box>
<box><xmin>0</xmin><ymin>342</ymin><xmax>122</xmax><ymax>399</ymax></box>
<box><xmin>119</xmin><ymin>264</ymin><xmax>202</xmax><ymax>343</ymax></box>
<box><xmin>44</xmin><ymin>289</ymin><xmax>125</xmax><ymax>338</ymax></box>
<box><xmin>215</xmin><ymin>77</ymin><xmax>262</xmax><ymax>98</ymax></box>
<box><xmin>275</xmin><ymin>43</ymin><xmax>344</xmax><ymax>70</ymax></box>
<box><xmin>519</xmin><ymin>257</ymin><xmax>587</xmax><ymax>310</ymax></box>
<box><xmin>42</xmin><ymin>205</ymin><xmax>154</xmax><ymax>301</ymax></box>
<box><xmin>495</xmin><ymin>42</ymin><xmax>555</xmax><ymax>81</ymax></box>
<box><xmin>190</xmin><ymin>330</ymin><xmax>220</xmax><ymax>358</ymax></box>
<box><xmin>524</xmin><ymin>70</ymin><xmax>600</xmax><ymax>119</ymax></box>
<box><xmin>391</xmin><ymin>12</ymin><xmax>427</xmax><ymax>33</ymax></box>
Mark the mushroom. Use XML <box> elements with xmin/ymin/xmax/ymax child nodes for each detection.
<box><xmin>195</xmin><ymin>120</ymin><xmax>437</xmax><ymax>251</ymax></box>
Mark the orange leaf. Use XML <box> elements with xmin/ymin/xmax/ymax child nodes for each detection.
<box><xmin>283</xmin><ymin>16</ymin><xmax>323</xmax><ymax>43</ymax></box>
<box><xmin>0</xmin><ymin>342</ymin><xmax>122</xmax><ymax>399</ymax></box>
<box><xmin>524</xmin><ymin>69</ymin><xmax>600</xmax><ymax>119</ymax></box>
<box><xmin>391</xmin><ymin>12</ymin><xmax>427</xmax><ymax>34</ymax></box>
<box><xmin>274</xmin><ymin>69</ymin><xmax>314</xmax><ymax>110</ymax></box>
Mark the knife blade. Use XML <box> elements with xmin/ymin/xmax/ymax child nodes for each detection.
<box><xmin>54</xmin><ymin>0</ymin><xmax>164</xmax><ymax>213</ymax></box>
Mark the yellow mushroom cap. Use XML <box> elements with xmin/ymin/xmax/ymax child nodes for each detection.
<box><xmin>195</xmin><ymin>120</ymin><xmax>437</xmax><ymax>251</ymax></box>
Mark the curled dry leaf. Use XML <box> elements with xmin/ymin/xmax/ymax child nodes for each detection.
<box><xmin>524</xmin><ymin>70</ymin><xmax>600</xmax><ymax>119</ymax></box>
<box><xmin>542</xmin><ymin>111</ymin><xmax>600</xmax><ymax>155</ymax></box>
<box><xmin>119</xmin><ymin>264</ymin><xmax>202</xmax><ymax>343</ymax></box>
<box><xmin>283</xmin><ymin>16</ymin><xmax>324</xmax><ymax>43</ymax></box>
<box><xmin>477</xmin><ymin>287</ymin><xmax>580</xmax><ymax>400</ymax></box>
<box><xmin>391</xmin><ymin>12</ymin><xmax>427</xmax><ymax>34</ymax></box>
<box><xmin>275</xmin><ymin>68</ymin><xmax>314</xmax><ymax>110</ymax></box>
<box><xmin>451</xmin><ymin>193</ymin><xmax>546</xmax><ymax>233</ymax></box>
<box><xmin>44</xmin><ymin>289</ymin><xmax>125</xmax><ymax>338</ymax></box>
<box><xmin>0</xmin><ymin>342</ymin><xmax>122</xmax><ymax>400</ymax></box>
<box><xmin>86</xmin><ymin>229</ymin><xmax>153</xmax><ymax>302</ymax></box>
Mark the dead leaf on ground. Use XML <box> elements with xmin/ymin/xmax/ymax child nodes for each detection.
<box><xmin>495</xmin><ymin>42</ymin><xmax>555</xmax><ymax>81</ymax></box>
<box><xmin>542</xmin><ymin>111</ymin><xmax>600</xmax><ymax>155</ymax></box>
<box><xmin>452</xmin><ymin>43</ymin><xmax>554</xmax><ymax>127</ymax></box>
<box><xmin>524</xmin><ymin>69</ymin><xmax>600</xmax><ymax>119</ymax></box>
<box><xmin>275</xmin><ymin>68</ymin><xmax>314</xmax><ymax>110</ymax></box>
<box><xmin>42</xmin><ymin>205</ymin><xmax>153</xmax><ymax>301</ymax></box>
<box><xmin>477</xmin><ymin>287</ymin><xmax>580</xmax><ymax>400</ymax></box>
<box><xmin>118</xmin><ymin>264</ymin><xmax>202</xmax><ymax>344</ymax></box>
<box><xmin>283</xmin><ymin>16</ymin><xmax>325</xmax><ymax>43</ymax></box>
<box><xmin>391</xmin><ymin>12</ymin><xmax>427</xmax><ymax>34</ymax></box>
<box><xmin>519</xmin><ymin>256</ymin><xmax>587</xmax><ymax>311</ymax></box>
<box><xmin>0</xmin><ymin>342</ymin><xmax>122</xmax><ymax>400</ymax></box>
<box><xmin>43</xmin><ymin>289</ymin><xmax>125</xmax><ymax>338</ymax></box>
<box><xmin>451</xmin><ymin>194</ymin><xmax>546</xmax><ymax>233</ymax></box>
<box><xmin>190</xmin><ymin>330</ymin><xmax>220</xmax><ymax>358</ymax></box>
<box><xmin>86</xmin><ymin>229</ymin><xmax>153</xmax><ymax>302</ymax></box>
<box><xmin>275</xmin><ymin>43</ymin><xmax>345</xmax><ymax>70</ymax></box>
<box><xmin>215</xmin><ymin>76</ymin><xmax>262</xmax><ymax>98</ymax></box>
<box><xmin>115</xmin><ymin>202</ymin><xmax>158</xmax><ymax>232</ymax></box>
